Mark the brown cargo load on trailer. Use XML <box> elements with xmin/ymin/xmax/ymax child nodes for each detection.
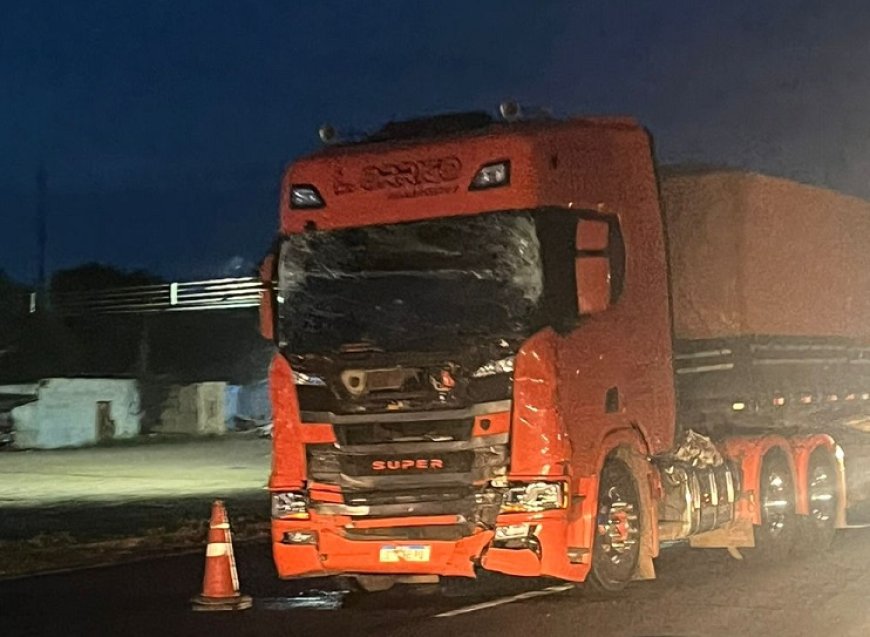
<box><xmin>661</xmin><ymin>170</ymin><xmax>870</xmax><ymax>343</ymax></box>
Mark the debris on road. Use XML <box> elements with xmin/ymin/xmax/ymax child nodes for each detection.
<box><xmin>258</xmin><ymin>590</ymin><xmax>349</xmax><ymax>611</ymax></box>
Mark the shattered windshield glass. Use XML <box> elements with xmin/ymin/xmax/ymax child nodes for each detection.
<box><xmin>277</xmin><ymin>211</ymin><xmax>543</xmax><ymax>352</ymax></box>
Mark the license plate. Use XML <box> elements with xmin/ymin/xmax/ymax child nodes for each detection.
<box><xmin>378</xmin><ymin>544</ymin><xmax>431</xmax><ymax>563</ymax></box>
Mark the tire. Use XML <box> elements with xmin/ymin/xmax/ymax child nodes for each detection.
<box><xmin>745</xmin><ymin>451</ymin><xmax>797</xmax><ymax>562</ymax></box>
<box><xmin>795</xmin><ymin>449</ymin><xmax>838</xmax><ymax>553</ymax></box>
<box><xmin>352</xmin><ymin>575</ymin><xmax>397</xmax><ymax>593</ymax></box>
<box><xmin>585</xmin><ymin>457</ymin><xmax>641</xmax><ymax>593</ymax></box>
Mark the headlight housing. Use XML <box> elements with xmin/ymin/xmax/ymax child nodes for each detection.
<box><xmin>271</xmin><ymin>491</ymin><xmax>309</xmax><ymax>519</ymax></box>
<box><xmin>469</xmin><ymin>161</ymin><xmax>510</xmax><ymax>190</ymax></box>
<box><xmin>472</xmin><ymin>356</ymin><xmax>515</xmax><ymax>378</ymax></box>
<box><xmin>281</xmin><ymin>530</ymin><xmax>317</xmax><ymax>544</ymax></box>
<box><xmin>500</xmin><ymin>481</ymin><xmax>567</xmax><ymax>513</ymax></box>
<box><xmin>289</xmin><ymin>185</ymin><xmax>325</xmax><ymax>209</ymax></box>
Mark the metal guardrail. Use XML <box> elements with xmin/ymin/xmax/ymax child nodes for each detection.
<box><xmin>47</xmin><ymin>277</ymin><xmax>265</xmax><ymax>315</ymax></box>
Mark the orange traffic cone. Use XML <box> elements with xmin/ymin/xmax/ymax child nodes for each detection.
<box><xmin>191</xmin><ymin>500</ymin><xmax>253</xmax><ymax>611</ymax></box>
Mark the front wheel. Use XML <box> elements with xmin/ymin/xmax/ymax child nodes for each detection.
<box><xmin>586</xmin><ymin>457</ymin><xmax>641</xmax><ymax>593</ymax></box>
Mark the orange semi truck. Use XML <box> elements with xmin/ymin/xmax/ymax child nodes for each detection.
<box><xmin>259</xmin><ymin>107</ymin><xmax>870</xmax><ymax>592</ymax></box>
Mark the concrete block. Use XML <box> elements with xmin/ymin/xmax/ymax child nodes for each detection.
<box><xmin>158</xmin><ymin>382</ymin><xmax>227</xmax><ymax>436</ymax></box>
<box><xmin>0</xmin><ymin>378</ymin><xmax>141</xmax><ymax>449</ymax></box>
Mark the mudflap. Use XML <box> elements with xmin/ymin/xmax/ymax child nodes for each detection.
<box><xmin>688</xmin><ymin>515</ymin><xmax>756</xmax><ymax>550</ymax></box>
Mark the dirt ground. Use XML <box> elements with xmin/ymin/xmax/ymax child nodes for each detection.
<box><xmin>0</xmin><ymin>436</ymin><xmax>271</xmax><ymax>576</ymax></box>
<box><xmin>0</xmin><ymin>435</ymin><xmax>270</xmax><ymax>505</ymax></box>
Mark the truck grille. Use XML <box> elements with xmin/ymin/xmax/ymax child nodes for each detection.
<box><xmin>335</xmin><ymin>417</ymin><xmax>473</xmax><ymax>446</ymax></box>
<box><xmin>307</xmin><ymin>443</ymin><xmax>507</xmax><ymax>485</ymax></box>
<box><xmin>304</xmin><ymin>408</ymin><xmax>509</xmax><ymax>530</ymax></box>
<box><xmin>343</xmin><ymin>524</ymin><xmax>471</xmax><ymax>541</ymax></box>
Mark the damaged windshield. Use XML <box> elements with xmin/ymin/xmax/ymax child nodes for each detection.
<box><xmin>277</xmin><ymin>211</ymin><xmax>546</xmax><ymax>352</ymax></box>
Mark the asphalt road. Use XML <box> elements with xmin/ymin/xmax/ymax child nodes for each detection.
<box><xmin>4</xmin><ymin>529</ymin><xmax>870</xmax><ymax>637</ymax></box>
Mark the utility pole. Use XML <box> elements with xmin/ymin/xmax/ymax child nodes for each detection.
<box><xmin>35</xmin><ymin>163</ymin><xmax>48</xmax><ymax>307</ymax></box>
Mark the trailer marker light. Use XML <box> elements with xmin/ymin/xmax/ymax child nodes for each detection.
<box><xmin>731</xmin><ymin>402</ymin><xmax>746</xmax><ymax>411</ymax></box>
<box><xmin>289</xmin><ymin>185</ymin><xmax>325</xmax><ymax>209</ymax></box>
<box><xmin>470</xmin><ymin>161</ymin><xmax>510</xmax><ymax>190</ymax></box>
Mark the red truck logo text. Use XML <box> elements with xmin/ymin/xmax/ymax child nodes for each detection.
<box><xmin>333</xmin><ymin>156</ymin><xmax>462</xmax><ymax>199</ymax></box>
<box><xmin>372</xmin><ymin>459</ymin><xmax>445</xmax><ymax>471</ymax></box>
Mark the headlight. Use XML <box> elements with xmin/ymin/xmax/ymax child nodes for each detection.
<box><xmin>271</xmin><ymin>492</ymin><xmax>309</xmax><ymax>519</ymax></box>
<box><xmin>469</xmin><ymin>161</ymin><xmax>510</xmax><ymax>190</ymax></box>
<box><xmin>281</xmin><ymin>530</ymin><xmax>317</xmax><ymax>544</ymax></box>
<box><xmin>472</xmin><ymin>356</ymin><xmax>515</xmax><ymax>378</ymax></box>
<box><xmin>494</xmin><ymin>523</ymin><xmax>532</xmax><ymax>541</ymax></box>
<box><xmin>500</xmin><ymin>481</ymin><xmax>567</xmax><ymax>513</ymax></box>
<box><xmin>292</xmin><ymin>370</ymin><xmax>326</xmax><ymax>386</ymax></box>
<box><xmin>289</xmin><ymin>185</ymin><xmax>325</xmax><ymax>209</ymax></box>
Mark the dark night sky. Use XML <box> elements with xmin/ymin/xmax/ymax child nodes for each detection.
<box><xmin>2</xmin><ymin>1</ymin><xmax>869</xmax><ymax>284</ymax></box>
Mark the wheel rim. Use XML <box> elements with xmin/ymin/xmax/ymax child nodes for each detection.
<box><xmin>808</xmin><ymin>459</ymin><xmax>836</xmax><ymax>525</ymax></box>
<box><xmin>597</xmin><ymin>485</ymin><xmax>640</xmax><ymax>565</ymax></box>
<box><xmin>761</xmin><ymin>463</ymin><xmax>792</xmax><ymax>538</ymax></box>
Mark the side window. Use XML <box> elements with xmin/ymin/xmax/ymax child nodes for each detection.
<box><xmin>575</xmin><ymin>215</ymin><xmax>625</xmax><ymax>314</ymax></box>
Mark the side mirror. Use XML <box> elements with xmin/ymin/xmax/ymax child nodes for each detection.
<box><xmin>575</xmin><ymin>219</ymin><xmax>612</xmax><ymax>315</ymax></box>
<box><xmin>259</xmin><ymin>253</ymin><xmax>276</xmax><ymax>340</ymax></box>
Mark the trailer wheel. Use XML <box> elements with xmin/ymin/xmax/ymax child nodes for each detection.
<box><xmin>746</xmin><ymin>451</ymin><xmax>797</xmax><ymax>561</ymax></box>
<box><xmin>796</xmin><ymin>448</ymin><xmax>838</xmax><ymax>553</ymax></box>
<box><xmin>586</xmin><ymin>457</ymin><xmax>641</xmax><ymax>593</ymax></box>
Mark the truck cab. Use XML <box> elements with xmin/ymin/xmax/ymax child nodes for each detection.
<box><xmin>262</xmin><ymin>108</ymin><xmax>858</xmax><ymax>591</ymax></box>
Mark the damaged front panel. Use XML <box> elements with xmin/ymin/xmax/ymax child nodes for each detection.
<box><xmin>272</xmin><ymin>209</ymin><xmax>577</xmax><ymax>546</ymax></box>
<box><xmin>276</xmin><ymin>209</ymin><xmax>581</xmax><ymax>417</ymax></box>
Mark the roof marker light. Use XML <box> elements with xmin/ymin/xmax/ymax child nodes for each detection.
<box><xmin>499</xmin><ymin>100</ymin><xmax>521</xmax><ymax>122</ymax></box>
<box><xmin>470</xmin><ymin>161</ymin><xmax>510</xmax><ymax>190</ymax></box>
<box><xmin>290</xmin><ymin>185</ymin><xmax>325</xmax><ymax>209</ymax></box>
<box><xmin>318</xmin><ymin>123</ymin><xmax>338</xmax><ymax>144</ymax></box>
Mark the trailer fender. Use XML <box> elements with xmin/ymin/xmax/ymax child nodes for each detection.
<box><xmin>722</xmin><ymin>435</ymin><xmax>797</xmax><ymax>526</ymax></box>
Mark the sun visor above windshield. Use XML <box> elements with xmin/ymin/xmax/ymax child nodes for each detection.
<box><xmin>280</xmin><ymin>135</ymin><xmax>538</xmax><ymax>233</ymax></box>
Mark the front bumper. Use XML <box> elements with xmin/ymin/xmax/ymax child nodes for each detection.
<box><xmin>272</xmin><ymin>510</ymin><xmax>590</xmax><ymax>581</ymax></box>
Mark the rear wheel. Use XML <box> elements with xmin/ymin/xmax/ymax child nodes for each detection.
<box><xmin>586</xmin><ymin>457</ymin><xmax>641</xmax><ymax>593</ymax></box>
<box><xmin>746</xmin><ymin>451</ymin><xmax>797</xmax><ymax>561</ymax></box>
<box><xmin>796</xmin><ymin>448</ymin><xmax>838</xmax><ymax>552</ymax></box>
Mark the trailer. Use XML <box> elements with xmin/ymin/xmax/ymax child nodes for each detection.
<box><xmin>259</xmin><ymin>107</ymin><xmax>870</xmax><ymax>592</ymax></box>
